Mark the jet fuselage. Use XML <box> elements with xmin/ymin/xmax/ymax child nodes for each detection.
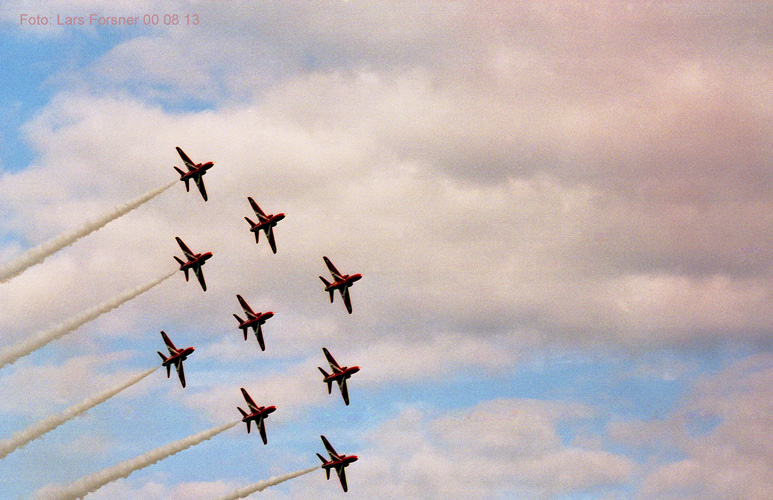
<box><xmin>238</xmin><ymin>311</ymin><xmax>274</xmax><ymax>330</ymax></box>
<box><xmin>325</xmin><ymin>273</ymin><xmax>362</xmax><ymax>292</ymax></box>
<box><xmin>241</xmin><ymin>405</ymin><xmax>276</xmax><ymax>423</ymax></box>
<box><xmin>162</xmin><ymin>346</ymin><xmax>194</xmax><ymax>367</ymax></box>
<box><xmin>323</xmin><ymin>455</ymin><xmax>359</xmax><ymax>470</ymax></box>
<box><xmin>249</xmin><ymin>213</ymin><xmax>285</xmax><ymax>232</ymax></box>
<box><xmin>323</xmin><ymin>365</ymin><xmax>360</xmax><ymax>384</ymax></box>
<box><xmin>178</xmin><ymin>252</ymin><xmax>213</xmax><ymax>271</ymax></box>
<box><xmin>178</xmin><ymin>162</ymin><xmax>213</xmax><ymax>181</ymax></box>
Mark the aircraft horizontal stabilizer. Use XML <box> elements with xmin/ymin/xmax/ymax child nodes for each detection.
<box><xmin>237</xmin><ymin>407</ymin><xmax>251</xmax><ymax>433</ymax></box>
<box><xmin>317</xmin><ymin>454</ymin><xmax>331</xmax><ymax>479</ymax></box>
<box><xmin>233</xmin><ymin>315</ymin><xmax>249</xmax><ymax>340</ymax></box>
<box><xmin>173</xmin><ymin>167</ymin><xmax>191</xmax><ymax>191</ymax></box>
<box><xmin>318</xmin><ymin>367</ymin><xmax>333</xmax><ymax>393</ymax></box>
<box><xmin>158</xmin><ymin>352</ymin><xmax>171</xmax><ymax>378</ymax></box>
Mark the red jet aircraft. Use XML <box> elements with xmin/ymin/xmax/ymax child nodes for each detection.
<box><xmin>157</xmin><ymin>331</ymin><xmax>194</xmax><ymax>388</ymax></box>
<box><xmin>317</xmin><ymin>435</ymin><xmax>358</xmax><ymax>492</ymax></box>
<box><xmin>244</xmin><ymin>197</ymin><xmax>285</xmax><ymax>254</ymax></box>
<box><xmin>233</xmin><ymin>294</ymin><xmax>274</xmax><ymax>351</ymax></box>
<box><xmin>318</xmin><ymin>347</ymin><xmax>360</xmax><ymax>406</ymax></box>
<box><xmin>173</xmin><ymin>237</ymin><xmax>213</xmax><ymax>291</ymax></box>
<box><xmin>237</xmin><ymin>387</ymin><xmax>276</xmax><ymax>445</ymax></box>
<box><xmin>173</xmin><ymin>146</ymin><xmax>214</xmax><ymax>201</ymax></box>
<box><xmin>319</xmin><ymin>256</ymin><xmax>362</xmax><ymax>314</ymax></box>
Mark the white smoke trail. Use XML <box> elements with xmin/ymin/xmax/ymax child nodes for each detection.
<box><xmin>0</xmin><ymin>269</ymin><xmax>176</xmax><ymax>370</ymax></box>
<box><xmin>37</xmin><ymin>420</ymin><xmax>240</xmax><ymax>500</ymax></box>
<box><xmin>0</xmin><ymin>366</ymin><xmax>159</xmax><ymax>460</ymax></box>
<box><xmin>212</xmin><ymin>466</ymin><xmax>321</xmax><ymax>500</ymax></box>
<box><xmin>0</xmin><ymin>180</ymin><xmax>176</xmax><ymax>284</ymax></box>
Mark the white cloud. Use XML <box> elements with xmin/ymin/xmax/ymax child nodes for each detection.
<box><xmin>340</xmin><ymin>399</ymin><xmax>634</xmax><ymax>499</ymax></box>
<box><xmin>0</xmin><ymin>352</ymin><xmax>148</xmax><ymax>415</ymax></box>
<box><xmin>610</xmin><ymin>354</ymin><xmax>773</xmax><ymax>500</ymax></box>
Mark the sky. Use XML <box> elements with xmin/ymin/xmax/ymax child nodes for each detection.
<box><xmin>1</xmin><ymin>1</ymin><xmax>772</xmax><ymax>499</ymax></box>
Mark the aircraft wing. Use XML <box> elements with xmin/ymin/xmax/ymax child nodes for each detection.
<box><xmin>336</xmin><ymin>465</ymin><xmax>349</xmax><ymax>492</ymax></box>
<box><xmin>266</xmin><ymin>227</ymin><xmax>277</xmax><ymax>254</ymax></box>
<box><xmin>341</xmin><ymin>286</ymin><xmax>353</xmax><ymax>314</ymax></box>
<box><xmin>257</xmin><ymin>418</ymin><xmax>268</xmax><ymax>445</ymax></box>
<box><xmin>322</xmin><ymin>347</ymin><xmax>342</xmax><ymax>371</ymax></box>
<box><xmin>175</xmin><ymin>237</ymin><xmax>196</xmax><ymax>260</ymax></box>
<box><xmin>161</xmin><ymin>331</ymin><xmax>178</xmax><ymax>355</ymax></box>
<box><xmin>237</xmin><ymin>294</ymin><xmax>256</xmax><ymax>317</ymax></box>
<box><xmin>176</xmin><ymin>147</ymin><xmax>196</xmax><ymax>170</ymax></box>
<box><xmin>193</xmin><ymin>175</ymin><xmax>208</xmax><ymax>201</ymax></box>
<box><xmin>248</xmin><ymin>197</ymin><xmax>268</xmax><ymax>221</ymax></box>
<box><xmin>176</xmin><ymin>359</ymin><xmax>186</xmax><ymax>388</ymax></box>
<box><xmin>241</xmin><ymin>388</ymin><xmax>259</xmax><ymax>413</ymax></box>
<box><xmin>321</xmin><ymin>435</ymin><xmax>340</xmax><ymax>460</ymax></box>
<box><xmin>193</xmin><ymin>265</ymin><xmax>207</xmax><ymax>291</ymax></box>
<box><xmin>338</xmin><ymin>378</ymin><xmax>350</xmax><ymax>406</ymax></box>
<box><xmin>254</xmin><ymin>324</ymin><xmax>265</xmax><ymax>351</ymax></box>
<box><xmin>323</xmin><ymin>256</ymin><xmax>343</xmax><ymax>281</ymax></box>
